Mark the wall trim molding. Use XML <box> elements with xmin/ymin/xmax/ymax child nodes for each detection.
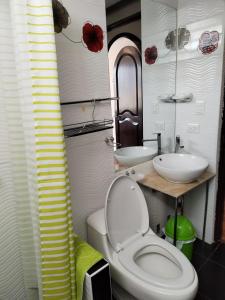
<box><xmin>107</xmin><ymin>12</ymin><xmax>141</xmax><ymax>33</ymax></box>
<box><xmin>106</xmin><ymin>0</ymin><xmax>138</xmax><ymax>14</ymax></box>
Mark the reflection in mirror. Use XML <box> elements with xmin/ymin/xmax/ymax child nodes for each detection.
<box><xmin>166</xmin><ymin>27</ymin><xmax>191</xmax><ymax>50</ymax></box>
<box><xmin>106</xmin><ymin>0</ymin><xmax>177</xmax><ymax>170</ymax></box>
<box><xmin>178</xmin><ymin>28</ymin><xmax>191</xmax><ymax>49</ymax></box>
<box><xmin>165</xmin><ymin>30</ymin><xmax>177</xmax><ymax>51</ymax></box>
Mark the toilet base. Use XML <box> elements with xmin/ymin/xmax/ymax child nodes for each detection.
<box><xmin>112</xmin><ymin>280</ymin><xmax>137</xmax><ymax>300</ymax></box>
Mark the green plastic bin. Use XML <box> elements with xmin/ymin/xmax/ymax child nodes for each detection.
<box><xmin>165</xmin><ymin>216</ymin><xmax>196</xmax><ymax>260</ymax></box>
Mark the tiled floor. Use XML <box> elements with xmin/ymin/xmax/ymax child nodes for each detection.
<box><xmin>192</xmin><ymin>239</ymin><xmax>225</xmax><ymax>300</ymax></box>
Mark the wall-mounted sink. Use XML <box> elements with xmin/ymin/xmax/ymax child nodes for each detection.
<box><xmin>153</xmin><ymin>153</ymin><xmax>208</xmax><ymax>183</ymax></box>
<box><xmin>114</xmin><ymin>146</ymin><xmax>157</xmax><ymax>167</ymax></box>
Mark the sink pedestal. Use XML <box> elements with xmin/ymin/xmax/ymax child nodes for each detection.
<box><xmin>138</xmin><ymin>161</ymin><xmax>215</xmax><ymax>245</ymax></box>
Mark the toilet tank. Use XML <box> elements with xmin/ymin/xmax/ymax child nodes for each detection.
<box><xmin>87</xmin><ymin>208</ymin><xmax>113</xmax><ymax>260</ymax></box>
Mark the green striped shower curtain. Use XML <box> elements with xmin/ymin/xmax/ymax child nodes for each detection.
<box><xmin>0</xmin><ymin>0</ymin><xmax>76</xmax><ymax>299</ymax></box>
<box><xmin>27</xmin><ymin>1</ymin><xmax>76</xmax><ymax>299</ymax></box>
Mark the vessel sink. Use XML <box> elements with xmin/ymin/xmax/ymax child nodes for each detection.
<box><xmin>153</xmin><ymin>153</ymin><xmax>208</xmax><ymax>183</ymax></box>
<box><xmin>114</xmin><ymin>146</ymin><xmax>157</xmax><ymax>167</ymax></box>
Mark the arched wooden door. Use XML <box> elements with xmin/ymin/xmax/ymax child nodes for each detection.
<box><xmin>114</xmin><ymin>46</ymin><xmax>143</xmax><ymax>148</ymax></box>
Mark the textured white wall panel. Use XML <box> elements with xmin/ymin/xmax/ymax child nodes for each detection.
<box><xmin>141</xmin><ymin>186</ymin><xmax>175</xmax><ymax>233</ymax></box>
<box><xmin>56</xmin><ymin>0</ymin><xmax>110</xmax><ymax>102</ymax></box>
<box><xmin>142</xmin><ymin>0</ymin><xmax>176</xmax><ymax>152</ymax></box>
<box><xmin>142</xmin><ymin>62</ymin><xmax>176</xmax><ymax>152</ymax></box>
<box><xmin>65</xmin><ymin>131</ymin><xmax>114</xmax><ymax>238</ymax></box>
<box><xmin>56</xmin><ymin>0</ymin><xmax>114</xmax><ymax>240</ymax></box>
<box><xmin>142</xmin><ymin>0</ymin><xmax>177</xmax><ymax>36</ymax></box>
<box><xmin>176</xmin><ymin>0</ymin><xmax>225</xmax><ymax>242</ymax></box>
<box><xmin>178</xmin><ymin>0</ymin><xmax>225</xmax><ymax>26</ymax></box>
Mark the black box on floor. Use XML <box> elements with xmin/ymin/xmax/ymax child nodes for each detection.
<box><xmin>83</xmin><ymin>258</ymin><xmax>112</xmax><ymax>300</ymax></box>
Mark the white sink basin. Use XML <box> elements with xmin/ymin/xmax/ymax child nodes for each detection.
<box><xmin>153</xmin><ymin>153</ymin><xmax>208</xmax><ymax>183</ymax></box>
<box><xmin>114</xmin><ymin>146</ymin><xmax>157</xmax><ymax>167</ymax></box>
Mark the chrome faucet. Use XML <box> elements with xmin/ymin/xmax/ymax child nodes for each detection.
<box><xmin>143</xmin><ymin>133</ymin><xmax>161</xmax><ymax>155</ymax></box>
<box><xmin>175</xmin><ymin>135</ymin><xmax>184</xmax><ymax>153</ymax></box>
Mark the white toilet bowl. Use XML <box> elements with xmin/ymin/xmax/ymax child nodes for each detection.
<box><xmin>87</xmin><ymin>175</ymin><xmax>198</xmax><ymax>300</ymax></box>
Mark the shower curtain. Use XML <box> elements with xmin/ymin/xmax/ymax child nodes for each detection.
<box><xmin>0</xmin><ymin>0</ymin><xmax>75</xmax><ymax>299</ymax></box>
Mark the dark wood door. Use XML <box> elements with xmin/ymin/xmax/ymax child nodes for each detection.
<box><xmin>114</xmin><ymin>46</ymin><xmax>143</xmax><ymax>148</ymax></box>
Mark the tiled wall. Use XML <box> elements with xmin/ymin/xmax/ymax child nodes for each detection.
<box><xmin>176</xmin><ymin>0</ymin><xmax>225</xmax><ymax>242</ymax></box>
<box><xmin>142</xmin><ymin>0</ymin><xmax>225</xmax><ymax>243</ymax></box>
<box><xmin>141</xmin><ymin>0</ymin><xmax>177</xmax><ymax>153</ymax></box>
<box><xmin>55</xmin><ymin>0</ymin><xmax>115</xmax><ymax>239</ymax></box>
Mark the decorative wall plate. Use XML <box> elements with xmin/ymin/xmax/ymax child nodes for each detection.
<box><xmin>199</xmin><ymin>31</ymin><xmax>219</xmax><ymax>55</ymax></box>
<box><xmin>178</xmin><ymin>28</ymin><xmax>191</xmax><ymax>50</ymax></box>
<box><xmin>82</xmin><ymin>22</ymin><xmax>104</xmax><ymax>53</ymax></box>
<box><xmin>52</xmin><ymin>0</ymin><xmax>70</xmax><ymax>33</ymax></box>
<box><xmin>165</xmin><ymin>30</ymin><xmax>176</xmax><ymax>51</ymax></box>
<box><xmin>144</xmin><ymin>46</ymin><xmax>158</xmax><ymax>65</ymax></box>
<box><xmin>165</xmin><ymin>28</ymin><xmax>190</xmax><ymax>50</ymax></box>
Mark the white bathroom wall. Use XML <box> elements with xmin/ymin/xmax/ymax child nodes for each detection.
<box><xmin>176</xmin><ymin>0</ymin><xmax>225</xmax><ymax>243</ymax></box>
<box><xmin>141</xmin><ymin>0</ymin><xmax>225</xmax><ymax>243</ymax></box>
<box><xmin>141</xmin><ymin>0</ymin><xmax>177</xmax><ymax>153</ymax></box>
<box><xmin>55</xmin><ymin>0</ymin><xmax>115</xmax><ymax>239</ymax></box>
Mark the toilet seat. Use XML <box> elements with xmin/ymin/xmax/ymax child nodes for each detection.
<box><xmin>105</xmin><ymin>175</ymin><xmax>196</xmax><ymax>294</ymax></box>
<box><xmin>105</xmin><ymin>175</ymin><xmax>149</xmax><ymax>252</ymax></box>
<box><xmin>118</xmin><ymin>233</ymin><xmax>195</xmax><ymax>290</ymax></box>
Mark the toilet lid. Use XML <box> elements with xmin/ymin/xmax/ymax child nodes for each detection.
<box><xmin>105</xmin><ymin>176</ymin><xmax>149</xmax><ymax>252</ymax></box>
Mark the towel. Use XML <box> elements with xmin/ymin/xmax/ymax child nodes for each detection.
<box><xmin>74</xmin><ymin>235</ymin><xmax>104</xmax><ymax>300</ymax></box>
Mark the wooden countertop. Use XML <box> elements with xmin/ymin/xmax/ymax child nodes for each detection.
<box><xmin>138</xmin><ymin>161</ymin><xmax>215</xmax><ymax>198</ymax></box>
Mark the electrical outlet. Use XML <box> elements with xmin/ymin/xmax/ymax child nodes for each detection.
<box><xmin>187</xmin><ymin>123</ymin><xmax>200</xmax><ymax>134</ymax></box>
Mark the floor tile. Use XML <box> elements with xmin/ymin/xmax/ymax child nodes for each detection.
<box><xmin>191</xmin><ymin>252</ymin><xmax>207</xmax><ymax>272</ymax></box>
<box><xmin>194</xmin><ymin>239</ymin><xmax>219</xmax><ymax>259</ymax></box>
<box><xmin>198</xmin><ymin>260</ymin><xmax>225</xmax><ymax>300</ymax></box>
<box><xmin>210</xmin><ymin>243</ymin><xmax>225</xmax><ymax>267</ymax></box>
<box><xmin>195</xmin><ymin>291</ymin><xmax>211</xmax><ymax>300</ymax></box>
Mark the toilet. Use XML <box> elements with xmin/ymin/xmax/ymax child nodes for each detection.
<box><xmin>87</xmin><ymin>175</ymin><xmax>198</xmax><ymax>300</ymax></box>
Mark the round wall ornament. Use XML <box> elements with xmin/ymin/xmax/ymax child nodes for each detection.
<box><xmin>199</xmin><ymin>31</ymin><xmax>219</xmax><ymax>55</ymax></box>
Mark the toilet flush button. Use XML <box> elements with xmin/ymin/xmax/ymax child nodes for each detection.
<box><xmin>131</xmin><ymin>186</ymin><xmax>136</xmax><ymax>191</ymax></box>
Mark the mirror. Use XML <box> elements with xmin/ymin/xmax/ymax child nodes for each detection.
<box><xmin>142</xmin><ymin>0</ymin><xmax>177</xmax><ymax>153</ymax></box>
<box><xmin>106</xmin><ymin>0</ymin><xmax>177</xmax><ymax>170</ymax></box>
